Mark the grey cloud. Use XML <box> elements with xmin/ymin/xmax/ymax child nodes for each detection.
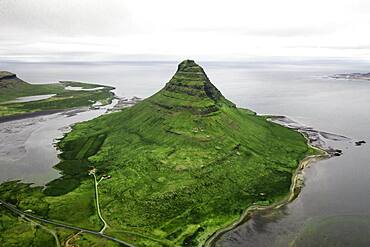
<box><xmin>322</xmin><ymin>45</ymin><xmax>370</xmax><ymax>50</ymax></box>
<box><xmin>0</xmin><ymin>0</ymin><xmax>132</xmax><ymax>38</ymax></box>
<box><xmin>177</xmin><ymin>25</ymin><xmax>338</xmax><ymax>37</ymax></box>
<box><xmin>243</xmin><ymin>26</ymin><xmax>337</xmax><ymax>37</ymax></box>
<box><xmin>286</xmin><ymin>45</ymin><xmax>370</xmax><ymax>50</ymax></box>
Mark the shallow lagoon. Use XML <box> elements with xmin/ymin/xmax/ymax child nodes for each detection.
<box><xmin>5</xmin><ymin>94</ymin><xmax>56</xmax><ymax>103</ymax></box>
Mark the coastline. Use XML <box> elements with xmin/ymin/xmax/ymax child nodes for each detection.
<box><xmin>0</xmin><ymin>91</ymin><xmax>118</xmax><ymax>123</ymax></box>
<box><xmin>204</xmin><ymin>117</ymin><xmax>330</xmax><ymax>247</ymax></box>
<box><xmin>0</xmin><ymin>97</ymin><xmax>119</xmax><ymax>186</ymax></box>
<box><xmin>0</xmin><ymin>109</ymin><xmax>64</xmax><ymax>123</ymax></box>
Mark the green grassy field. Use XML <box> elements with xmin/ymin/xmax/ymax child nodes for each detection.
<box><xmin>0</xmin><ymin>207</ymin><xmax>120</xmax><ymax>247</ymax></box>
<box><xmin>0</xmin><ymin>61</ymin><xmax>316</xmax><ymax>246</ymax></box>
<box><xmin>0</xmin><ymin>72</ymin><xmax>115</xmax><ymax>117</ymax></box>
<box><xmin>0</xmin><ymin>208</ymin><xmax>57</xmax><ymax>247</ymax></box>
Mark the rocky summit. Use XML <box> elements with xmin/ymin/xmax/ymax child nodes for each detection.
<box><xmin>150</xmin><ymin>60</ymin><xmax>235</xmax><ymax>114</ymax></box>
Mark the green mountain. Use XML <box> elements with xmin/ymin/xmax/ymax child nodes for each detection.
<box><xmin>42</xmin><ymin>60</ymin><xmax>314</xmax><ymax>246</ymax></box>
<box><xmin>150</xmin><ymin>59</ymin><xmax>235</xmax><ymax>114</ymax></box>
<box><xmin>0</xmin><ymin>61</ymin><xmax>316</xmax><ymax>246</ymax></box>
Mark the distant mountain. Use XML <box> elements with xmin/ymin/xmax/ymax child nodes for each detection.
<box><xmin>331</xmin><ymin>72</ymin><xmax>370</xmax><ymax>80</ymax></box>
<box><xmin>49</xmin><ymin>60</ymin><xmax>314</xmax><ymax>246</ymax></box>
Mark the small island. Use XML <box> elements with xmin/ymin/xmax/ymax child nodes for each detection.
<box><xmin>0</xmin><ymin>71</ymin><xmax>115</xmax><ymax>120</ymax></box>
<box><xmin>0</xmin><ymin>61</ymin><xmax>321</xmax><ymax>246</ymax></box>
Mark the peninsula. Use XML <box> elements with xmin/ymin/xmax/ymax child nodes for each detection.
<box><xmin>0</xmin><ymin>71</ymin><xmax>115</xmax><ymax>119</ymax></box>
<box><xmin>0</xmin><ymin>60</ymin><xmax>317</xmax><ymax>246</ymax></box>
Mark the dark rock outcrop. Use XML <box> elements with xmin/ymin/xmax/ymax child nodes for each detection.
<box><xmin>355</xmin><ymin>140</ymin><xmax>366</xmax><ymax>146</ymax></box>
<box><xmin>0</xmin><ymin>71</ymin><xmax>29</xmax><ymax>89</ymax></box>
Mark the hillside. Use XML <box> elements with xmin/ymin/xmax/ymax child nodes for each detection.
<box><xmin>0</xmin><ymin>71</ymin><xmax>29</xmax><ymax>89</ymax></box>
<box><xmin>0</xmin><ymin>61</ymin><xmax>315</xmax><ymax>246</ymax></box>
<box><xmin>0</xmin><ymin>71</ymin><xmax>62</xmax><ymax>103</ymax></box>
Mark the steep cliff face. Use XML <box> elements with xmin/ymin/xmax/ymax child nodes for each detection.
<box><xmin>149</xmin><ymin>60</ymin><xmax>235</xmax><ymax>114</ymax></box>
<box><xmin>0</xmin><ymin>71</ymin><xmax>29</xmax><ymax>89</ymax></box>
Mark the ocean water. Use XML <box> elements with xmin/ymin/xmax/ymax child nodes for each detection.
<box><xmin>0</xmin><ymin>59</ymin><xmax>369</xmax><ymax>246</ymax></box>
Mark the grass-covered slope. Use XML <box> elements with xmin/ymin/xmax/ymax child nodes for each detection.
<box><xmin>0</xmin><ymin>71</ymin><xmax>115</xmax><ymax>117</ymax></box>
<box><xmin>48</xmin><ymin>60</ymin><xmax>314</xmax><ymax>246</ymax></box>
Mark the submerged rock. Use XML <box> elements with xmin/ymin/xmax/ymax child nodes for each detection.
<box><xmin>355</xmin><ymin>140</ymin><xmax>366</xmax><ymax>146</ymax></box>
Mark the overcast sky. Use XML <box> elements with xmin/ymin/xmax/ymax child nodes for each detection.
<box><xmin>1</xmin><ymin>0</ymin><xmax>370</xmax><ymax>62</ymax></box>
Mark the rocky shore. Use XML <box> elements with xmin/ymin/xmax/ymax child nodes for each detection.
<box><xmin>267</xmin><ymin>116</ymin><xmax>352</xmax><ymax>156</ymax></box>
<box><xmin>107</xmin><ymin>96</ymin><xmax>142</xmax><ymax>112</ymax></box>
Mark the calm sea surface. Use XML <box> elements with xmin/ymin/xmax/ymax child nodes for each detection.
<box><xmin>1</xmin><ymin>60</ymin><xmax>369</xmax><ymax>246</ymax></box>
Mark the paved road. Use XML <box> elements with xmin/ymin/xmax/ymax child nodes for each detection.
<box><xmin>0</xmin><ymin>199</ymin><xmax>135</xmax><ymax>247</ymax></box>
